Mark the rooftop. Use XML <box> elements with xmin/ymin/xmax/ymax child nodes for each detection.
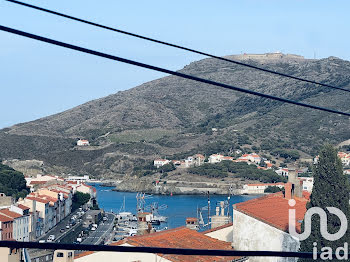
<box><xmin>234</xmin><ymin>192</ymin><xmax>308</xmax><ymax>232</ymax></box>
<box><xmin>76</xmin><ymin>227</ymin><xmax>241</xmax><ymax>262</ymax></box>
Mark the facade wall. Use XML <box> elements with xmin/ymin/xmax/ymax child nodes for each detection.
<box><xmin>205</xmin><ymin>225</ymin><xmax>233</xmax><ymax>242</ymax></box>
<box><xmin>232</xmin><ymin>210</ymin><xmax>299</xmax><ymax>262</ymax></box>
<box><xmin>13</xmin><ymin>216</ymin><xmax>29</xmax><ymax>242</ymax></box>
<box><xmin>0</xmin><ymin>221</ymin><xmax>13</xmax><ymax>240</ymax></box>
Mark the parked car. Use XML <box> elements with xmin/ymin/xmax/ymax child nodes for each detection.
<box><xmin>49</xmin><ymin>235</ymin><xmax>55</xmax><ymax>241</ymax></box>
<box><xmin>91</xmin><ymin>227</ymin><xmax>96</xmax><ymax>231</ymax></box>
<box><xmin>60</xmin><ymin>228</ymin><xmax>65</xmax><ymax>233</ymax></box>
<box><xmin>39</xmin><ymin>240</ymin><xmax>45</xmax><ymax>243</ymax></box>
<box><xmin>66</xmin><ymin>225</ymin><xmax>70</xmax><ymax>229</ymax></box>
<box><xmin>103</xmin><ymin>217</ymin><xmax>107</xmax><ymax>221</ymax></box>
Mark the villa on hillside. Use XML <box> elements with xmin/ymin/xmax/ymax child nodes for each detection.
<box><xmin>77</xmin><ymin>139</ymin><xmax>90</xmax><ymax>146</ymax></box>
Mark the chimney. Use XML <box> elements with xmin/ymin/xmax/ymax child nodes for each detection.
<box><xmin>220</xmin><ymin>201</ymin><xmax>225</xmax><ymax>216</ymax></box>
<box><xmin>215</xmin><ymin>206</ymin><xmax>220</xmax><ymax>216</ymax></box>
<box><xmin>285</xmin><ymin>182</ymin><xmax>292</xmax><ymax>200</ymax></box>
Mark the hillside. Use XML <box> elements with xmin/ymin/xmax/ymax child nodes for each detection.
<box><xmin>1</xmin><ymin>53</ymin><xmax>350</xmax><ymax>178</ymax></box>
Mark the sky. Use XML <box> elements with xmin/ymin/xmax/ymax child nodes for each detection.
<box><xmin>0</xmin><ymin>0</ymin><xmax>349</xmax><ymax>128</ymax></box>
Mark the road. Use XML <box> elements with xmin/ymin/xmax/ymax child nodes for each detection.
<box><xmin>37</xmin><ymin>208</ymin><xmax>83</xmax><ymax>242</ymax></box>
<box><xmin>81</xmin><ymin>213</ymin><xmax>115</xmax><ymax>245</ymax></box>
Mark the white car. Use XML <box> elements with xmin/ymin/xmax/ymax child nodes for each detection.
<box><xmin>91</xmin><ymin>227</ymin><xmax>96</xmax><ymax>231</ymax></box>
<box><xmin>39</xmin><ymin>240</ymin><xmax>45</xmax><ymax>243</ymax></box>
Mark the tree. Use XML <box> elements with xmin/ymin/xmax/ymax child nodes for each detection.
<box><xmin>299</xmin><ymin>145</ymin><xmax>350</xmax><ymax>261</ymax></box>
<box><xmin>72</xmin><ymin>192</ymin><xmax>91</xmax><ymax>211</ymax></box>
<box><xmin>0</xmin><ymin>163</ymin><xmax>28</xmax><ymax>199</ymax></box>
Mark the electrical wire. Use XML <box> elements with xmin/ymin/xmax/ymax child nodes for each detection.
<box><xmin>0</xmin><ymin>25</ymin><xmax>349</xmax><ymax>117</ymax></box>
<box><xmin>5</xmin><ymin>0</ymin><xmax>350</xmax><ymax>94</ymax></box>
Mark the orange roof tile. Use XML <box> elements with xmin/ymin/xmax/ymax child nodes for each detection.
<box><xmin>17</xmin><ymin>204</ymin><xmax>30</xmax><ymax>210</ymax></box>
<box><xmin>0</xmin><ymin>209</ymin><xmax>23</xmax><ymax>219</ymax></box>
<box><xmin>0</xmin><ymin>214</ymin><xmax>14</xmax><ymax>222</ymax></box>
<box><xmin>117</xmin><ymin>227</ymin><xmax>241</xmax><ymax>262</ymax></box>
<box><xmin>234</xmin><ymin>192</ymin><xmax>308</xmax><ymax>233</ymax></box>
<box><xmin>201</xmin><ymin>223</ymin><xmax>233</xmax><ymax>234</ymax></box>
<box><xmin>26</xmin><ymin>197</ymin><xmax>49</xmax><ymax>204</ymax></box>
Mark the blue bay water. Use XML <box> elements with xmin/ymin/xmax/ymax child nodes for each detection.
<box><xmin>92</xmin><ymin>184</ymin><xmax>259</xmax><ymax>230</ymax></box>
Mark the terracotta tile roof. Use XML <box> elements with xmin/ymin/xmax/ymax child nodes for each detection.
<box><xmin>26</xmin><ymin>197</ymin><xmax>49</xmax><ymax>204</ymax></box>
<box><xmin>234</xmin><ymin>192</ymin><xmax>308</xmax><ymax>233</ymax></box>
<box><xmin>17</xmin><ymin>204</ymin><xmax>30</xmax><ymax>210</ymax></box>
<box><xmin>76</xmin><ymin>228</ymin><xmax>241</xmax><ymax>262</ymax></box>
<box><xmin>201</xmin><ymin>223</ymin><xmax>233</xmax><ymax>234</ymax></box>
<box><xmin>0</xmin><ymin>214</ymin><xmax>14</xmax><ymax>222</ymax></box>
<box><xmin>29</xmin><ymin>181</ymin><xmax>47</xmax><ymax>185</ymax></box>
<box><xmin>122</xmin><ymin>227</ymin><xmax>241</xmax><ymax>262</ymax></box>
<box><xmin>0</xmin><ymin>209</ymin><xmax>23</xmax><ymax>219</ymax></box>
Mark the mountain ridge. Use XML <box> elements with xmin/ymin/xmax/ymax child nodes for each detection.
<box><xmin>1</xmin><ymin>53</ymin><xmax>350</xmax><ymax>178</ymax></box>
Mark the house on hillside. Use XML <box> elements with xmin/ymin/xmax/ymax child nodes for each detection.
<box><xmin>208</xmin><ymin>154</ymin><xmax>224</xmax><ymax>164</ymax></box>
<box><xmin>242</xmin><ymin>183</ymin><xmax>285</xmax><ymax>194</ymax></box>
<box><xmin>153</xmin><ymin>159</ymin><xmax>170</xmax><ymax>168</ymax></box>
<box><xmin>77</xmin><ymin>139</ymin><xmax>90</xmax><ymax>146</ymax></box>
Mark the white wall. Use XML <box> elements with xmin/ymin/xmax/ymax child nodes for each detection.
<box><xmin>232</xmin><ymin>210</ymin><xmax>299</xmax><ymax>262</ymax></box>
<box><xmin>204</xmin><ymin>225</ymin><xmax>233</xmax><ymax>242</ymax></box>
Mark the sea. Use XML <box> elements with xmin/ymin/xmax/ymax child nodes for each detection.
<box><xmin>91</xmin><ymin>183</ymin><xmax>259</xmax><ymax>231</ymax></box>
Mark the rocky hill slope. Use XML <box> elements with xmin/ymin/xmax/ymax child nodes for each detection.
<box><xmin>1</xmin><ymin>53</ymin><xmax>350</xmax><ymax>178</ymax></box>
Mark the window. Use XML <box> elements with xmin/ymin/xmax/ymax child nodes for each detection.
<box><xmin>68</xmin><ymin>252</ymin><xmax>72</xmax><ymax>257</ymax></box>
<box><xmin>56</xmin><ymin>252</ymin><xmax>64</xmax><ymax>257</ymax></box>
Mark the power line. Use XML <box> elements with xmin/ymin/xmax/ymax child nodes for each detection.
<box><xmin>0</xmin><ymin>240</ymin><xmax>326</xmax><ymax>259</ymax></box>
<box><xmin>1</xmin><ymin>24</ymin><xmax>349</xmax><ymax>117</ymax></box>
<box><xmin>5</xmin><ymin>0</ymin><xmax>350</xmax><ymax>94</ymax></box>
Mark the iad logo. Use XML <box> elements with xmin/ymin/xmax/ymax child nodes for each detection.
<box><xmin>288</xmin><ymin>199</ymin><xmax>348</xmax><ymax>260</ymax></box>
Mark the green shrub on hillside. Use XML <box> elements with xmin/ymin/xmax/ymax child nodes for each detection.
<box><xmin>189</xmin><ymin>161</ymin><xmax>286</xmax><ymax>183</ymax></box>
<box><xmin>0</xmin><ymin>163</ymin><xmax>28</xmax><ymax>199</ymax></box>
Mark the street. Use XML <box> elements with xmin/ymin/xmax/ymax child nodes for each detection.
<box><xmin>81</xmin><ymin>213</ymin><xmax>115</xmax><ymax>245</ymax></box>
<box><xmin>37</xmin><ymin>208</ymin><xmax>83</xmax><ymax>242</ymax></box>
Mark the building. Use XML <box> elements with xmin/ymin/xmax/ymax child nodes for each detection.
<box><xmin>208</xmin><ymin>154</ymin><xmax>224</xmax><ymax>164</ymax></box>
<box><xmin>0</xmin><ymin>214</ymin><xmax>14</xmax><ymax>240</ymax></box>
<box><xmin>66</xmin><ymin>175</ymin><xmax>90</xmax><ymax>183</ymax></box>
<box><xmin>275</xmin><ymin>168</ymin><xmax>289</xmax><ymax>177</ymax></box>
<box><xmin>210</xmin><ymin>201</ymin><xmax>230</xmax><ymax>229</ymax></box>
<box><xmin>0</xmin><ymin>193</ymin><xmax>14</xmax><ymax>209</ymax></box>
<box><xmin>75</xmin><ymin>227</ymin><xmax>245</xmax><ymax>262</ymax></box>
<box><xmin>0</xmin><ymin>208</ymin><xmax>29</xmax><ymax>242</ymax></box>
<box><xmin>19</xmin><ymin>196</ymin><xmax>50</xmax><ymax>233</ymax></box>
<box><xmin>77</xmin><ymin>139</ymin><xmax>90</xmax><ymax>146</ymax></box>
<box><xmin>232</xmin><ymin>170</ymin><xmax>308</xmax><ymax>262</ymax></box>
<box><xmin>153</xmin><ymin>159</ymin><xmax>170</xmax><ymax>168</ymax></box>
<box><xmin>242</xmin><ymin>183</ymin><xmax>285</xmax><ymax>194</ymax></box>
<box><xmin>192</xmin><ymin>154</ymin><xmax>205</xmax><ymax>166</ymax></box>
<box><xmin>299</xmin><ymin>177</ymin><xmax>314</xmax><ymax>193</ymax></box>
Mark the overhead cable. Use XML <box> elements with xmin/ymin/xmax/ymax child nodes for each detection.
<box><xmin>0</xmin><ymin>24</ymin><xmax>349</xmax><ymax>117</ymax></box>
<box><xmin>5</xmin><ymin>0</ymin><xmax>350</xmax><ymax>94</ymax></box>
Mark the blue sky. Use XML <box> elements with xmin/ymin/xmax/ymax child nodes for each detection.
<box><xmin>0</xmin><ymin>0</ymin><xmax>349</xmax><ymax>128</ymax></box>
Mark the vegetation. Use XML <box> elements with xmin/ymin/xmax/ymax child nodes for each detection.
<box><xmin>72</xmin><ymin>192</ymin><xmax>91</xmax><ymax>211</ymax></box>
<box><xmin>264</xmin><ymin>186</ymin><xmax>283</xmax><ymax>193</ymax></box>
<box><xmin>0</xmin><ymin>163</ymin><xmax>28</xmax><ymax>200</ymax></box>
<box><xmin>299</xmin><ymin>145</ymin><xmax>350</xmax><ymax>261</ymax></box>
<box><xmin>189</xmin><ymin>161</ymin><xmax>287</xmax><ymax>183</ymax></box>
<box><xmin>132</xmin><ymin>162</ymin><xmax>175</xmax><ymax>177</ymax></box>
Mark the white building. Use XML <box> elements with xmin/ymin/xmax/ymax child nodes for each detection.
<box><xmin>153</xmin><ymin>159</ymin><xmax>170</xmax><ymax>168</ymax></box>
<box><xmin>275</xmin><ymin>168</ymin><xmax>289</xmax><ymax>177</ymax></box>
<box><xmin>208</xmin><ymin>154</ymin><xmax>224</xmax><ymax>164</ymax></box>
<box><xmin>66</xmin><ymin>175</ymin><xmax>90</xmax><ymax>182</ymax></box>
<box><xmin>232</xmin><ymin>186</ymin><xmax>309</xmax><ymax>262</ymax></box>
<box><xmin>77</xmin><ymin>139</ymin><xmax>90</xmax><ymax>146</ymax></box>
<box><xmin>241</xmin><ymin>183</ymin><xmax>285</xmax><ymax>194</ymax></box>
<box><xmin>299</xmin><ymin>177</ymin><xmax>314</xmax><ymax>193</ymax></box>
